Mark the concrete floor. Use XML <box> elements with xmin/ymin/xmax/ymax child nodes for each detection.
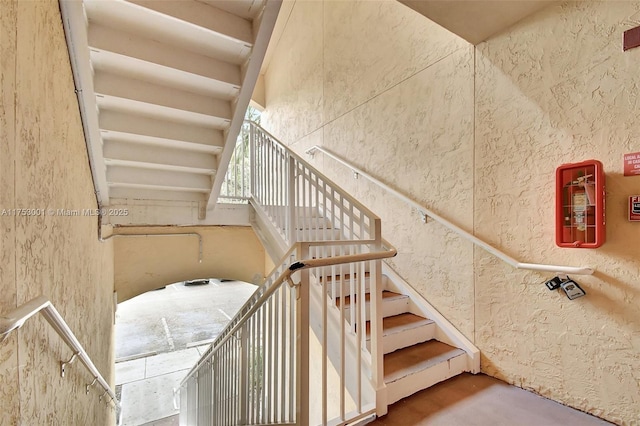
<box><xmin>115</xmin><ymin>280</ymin><xmax>614</xmax><ymax>426</ymax></box>
<box><xmin>115</xmin><ymin>280</ymin><xmax>256</xmax><ymax>426</ymax></box>
<box><xmin>370</xmin><ymin>373</ymin><xmax>613</xmax><ymax>426</ymax></box>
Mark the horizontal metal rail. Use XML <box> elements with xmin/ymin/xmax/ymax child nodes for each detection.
<box><xmin>306</xmin><ymin>145</ymin><xmax>594</xmax><ymax>276</ymax></box>
<box><xmin>0</xmin><ymin>296</ymin><xmax>120</xmax><ymax>410</ymax></box>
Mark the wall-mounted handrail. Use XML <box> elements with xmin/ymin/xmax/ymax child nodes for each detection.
<box><xmin>0</xmin><ymin>296</ymin><xmax>120</xmax><ymax>410</ymax></box>
<box><xmin>306</xmin><ymin>145</ymin><xmax>595</xmax><ymax>276</ymax></box>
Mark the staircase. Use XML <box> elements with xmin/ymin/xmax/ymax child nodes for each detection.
<box><xmin>246</xmin><ymin>119</ymin><xmax>478</xmax><ymax>417</ymax></box>
<box><xmin>60</xmin><ymin>0</ymin><xmax>282</xmax><ymax>222</ymax></box>
<box><xmin>306</xmin><ymin>211</ymin><xmax>477</xmax><ymax>412</ymax></box>
<box><xmin>178</xmin><ymin>123</ymin><xmax>479</xmax><ymax>425</ymax></box>
<box><xmin>335</xmin><ymin>282</ymin><xmax>467</xmax><ymax>406</ymax></box>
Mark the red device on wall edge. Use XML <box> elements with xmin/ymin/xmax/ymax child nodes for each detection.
<box><xmin>555</xmin><ymin>160</ymin><xmax>605</xmax><ymax>248</ymax></box>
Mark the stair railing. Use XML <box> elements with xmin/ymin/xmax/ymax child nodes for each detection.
<box><xmin>249</xmin><ymin>121</ymin><xmax>380</xmax><ymax>248</ymax></box>
<box><xmin>179</xmin><ymin>242</ymin><xmax>397</xmax><ymax>426</ymax></box>
<box><xmin>180</xmin><ymin>121</ymin><xmax>397</xmax><ymax>424</ymax></box>
<box><xmin>305</xmin><ymin>145</ymin><xmax>595</xmax><ymax>276</ymax></box>
<box><xmin>248</xmin><ymin>121</ymin><xmax>389</xmax><ymax>419</ymax></box>
<box><xmin>0</xmin><ymin>296</ymin><xmax>120</xmax><ymax>412</ymax></box>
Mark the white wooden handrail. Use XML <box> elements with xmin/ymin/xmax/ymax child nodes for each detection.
<box><xmin>306</xmin><ymin>145</ymin><xmax>595</xmax><ymax>275</ymax></box>
<box><xmin>0</xmin><ymin>296</ymin><xmax>120</xmax><ymax>410</ymax></box>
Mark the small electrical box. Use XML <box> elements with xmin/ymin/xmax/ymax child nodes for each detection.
<box><xmin>556</xmin><ymin>160</ymin><xmax>605</xmax><ymax>248</ymax></box>
<box><xmin>561</xmin><ymin>279</ymin><xmax>586</xmax><ymax>300</ymax></box>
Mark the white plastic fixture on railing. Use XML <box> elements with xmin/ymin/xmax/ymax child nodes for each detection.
<box><xmin>305</xmin><ymin>145</ymin><xmax>595</xmax><ymax>276</ymax></box>
<box><xmin>0</xmin><ymin>296</ymin><xmax>120</xmax><ymax>411</ymax></box>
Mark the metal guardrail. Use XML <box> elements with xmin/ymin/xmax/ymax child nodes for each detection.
<box><xmin>180</xmin><ymin>122</ymin><xmax>398</xmax><ymax>425</ymax></box>
<box><xmin>0</xmin><ymin>296</ymin><xmax>120</xmax><ymax>413</ymax></box>
<box><xmin>179</xmin><ymin>243</ymin><xmax>396</xmax><ymax>425</ymax></box>
<box><xmin>305</xmin><ymin>145</ymin><xmax>595</xmax><ymax>276</ymax></box>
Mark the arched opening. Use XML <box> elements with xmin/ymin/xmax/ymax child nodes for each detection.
<box><xmin>114</xmin><ymin>278</ymin><xmax>257</xmax><ymax>425</ymax></box>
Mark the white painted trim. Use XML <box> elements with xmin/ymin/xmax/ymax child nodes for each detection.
<box><xmin>206</xmin><ymin>0</ymin><xmax>283</xmax><ymax>212</ymax></box>
<box><xmin>108</xmin><ymin>182</ymin><xmax>209</xmax><ymax>193</ymax></box>
<box><xmin>60</xmin><ymin>0</ymin><xmax>110</xmax><ymax>205</ymax></box>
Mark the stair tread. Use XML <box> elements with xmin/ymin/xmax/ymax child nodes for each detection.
<box><xmin>384</xmin><ymin>340</ymin><xmax>465</xmax><ymax>384</ymax></box>
<box><xmin>335</xmin><ymin>290</ymin><xmax>405</xmax><ymax>307</ymax></box>
<box><xmin>365</xmin><ymin>312</ymin><xmax>433</xmax><ymax>338</ymax></box>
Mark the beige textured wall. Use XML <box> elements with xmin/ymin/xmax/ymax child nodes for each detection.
<box><xmin>0</xmin><ymin>0</ymin><xmax>115</xmax><ymax>424</ymax></box>
<box><xmin>114</xmin><ymin>226</ymin><xmax>265</xmax><ymax>302</ymax></box>
<box><xmin>262</xmin><ymin>0</ymin><xmax>640</xmax><ymax>423</ymax></box>
<box><xmin>475</xmin><ymin>2</ymin><xmax>640</xmax><ymax>423</ymax></box>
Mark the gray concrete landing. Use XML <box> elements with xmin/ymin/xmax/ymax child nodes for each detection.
<box><xmin>115</xmin><ymin>280</ymin><xmax>256</xmax><ymax>425</ymax></box>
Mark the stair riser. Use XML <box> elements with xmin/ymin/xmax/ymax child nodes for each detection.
<box><xmin>366</xmin><ymin>322</ymin><xmax>436</xmax><ymax>354</ymax></box>
<box><xmin>386</xmin><ymin>353</ymin><xmax>468</xmax><ymax>405</ymax></box>
<box><xmin>339</xmin><ymin>295</ymin><xmax>410</xmax><ymax>322</ymax></box>
<box><xmin>324</xmin><ymin>274</ymin><xmax>391</xmax><ymax>296</ymax></box>
<box><xmin>382</xmin><ymin>322</ymin><xmax>436</xmax><ymax>355</ymax></box>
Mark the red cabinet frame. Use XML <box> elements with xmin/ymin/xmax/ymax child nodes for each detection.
<box><xmin>555</xmin><ymin>160</ymin><xmax>605</xmax><ymax>248</ymax></box>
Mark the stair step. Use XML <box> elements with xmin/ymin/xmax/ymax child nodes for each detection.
<box><xmin>366</xmin><ymin>313</ymin><xmax>436</xmax><ymax>354</ymax></box>
<box><xmin>384</xmin><ymin>340</ymin><xmax>467</xmax><ymax>405</ymax></box>
<box><xmin>334</xmin><ymin>291</ymin><xmax>409</xmax><ymax>320</ymax></box>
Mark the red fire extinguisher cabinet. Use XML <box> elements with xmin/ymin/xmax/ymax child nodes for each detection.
<box><xmin>555</xmin><ymin>160</ymin><xmax>605</xmax><ymax>248</ymax></box>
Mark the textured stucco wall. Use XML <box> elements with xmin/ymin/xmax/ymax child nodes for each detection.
<box><xmin>262</xmin><ymin>0</ymin><xmax>640</xmax><ymax>423</ymax></box>
<box><xmin>0</xmin><ymin>0</ymin><xmax>115</xmax><ymax>424</ymax></box>
<box><xmin>264</xmin><ymin>0</ymin><xmax>476</xmax><ymax>339</ymax></box>
<box><xmin>114</xmin><ymin>226</ymin><xmax>265</xmax><ymax>302</ymax></box>
<box><xmin>475</xmin><ymin>2</ymin><xmax>640</xmax><ymax>424</ymax></box>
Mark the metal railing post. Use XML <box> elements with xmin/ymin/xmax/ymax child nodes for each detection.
<box><xmin>240</xmin><ymin>322</ymin><xmax>249</xmax><ymax>425</ymax></box>
<box><xmin>250</xmin><ymin>124</ymin><xmax>256</xmax><ymax>198</ymax></box>
<box><xmin>288</xmin><ymin>155</ymin><xmax>297</xmax><ymax>245</ymax></box>
<box><xmin>296</xmin><ymin>244</ymin><xmax>310</xmax><ymax>425</ymax></box>
<box><xmin>370</xmin><ymin>220</ymin><xmax>387</xmax><ymax>416</ymax></box>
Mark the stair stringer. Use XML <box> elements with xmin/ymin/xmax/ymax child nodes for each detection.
<box><xmin>381</xmin><ymin>262</ymin><xmax>480</xmax><ymax>374</ymax></box>
<box><xmin>249</xmin><ymin>199</ymin><xmax>289</xmax><ymax>262</ymax></box>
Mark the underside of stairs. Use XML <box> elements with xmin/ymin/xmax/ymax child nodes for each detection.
<box><xmin>60</xmin><ymin>0</ymin><xmax>281</xmax><ymax>223</ymax></box>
